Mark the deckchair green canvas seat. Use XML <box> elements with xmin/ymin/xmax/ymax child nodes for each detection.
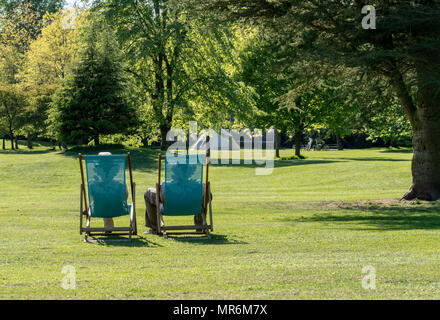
<box><xmin>156</xmin><ymin>153</ymin><xmax>213</xmax><ymax>238</ymax></box>
<box><xmin>86</xmin><ymin>155</ymin><xmax>130</xmax><ymax>218</ymax></box>
<box><xmin>79</xmin><ymin>153</ymin><xmax>137</xmax><ymax>241</ymax></box>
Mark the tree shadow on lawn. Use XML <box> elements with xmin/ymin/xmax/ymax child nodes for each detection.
<box><xmin>86</xmin><ymin>235</ymin><xmax>162</xmax><ymax>247</ymax></box>
<box><xmin>211</xmin><ymin>159</ymin><xmax>342</xmax><ymax>169</ymax></box>
<box><xmin>211</xmin><ymin>154</ymin><xmax>409</xmax><ymax>169</ymax></box>
<box><xmin>379</xmin><ymin>148</ymin><xmax>413</xmax><ymax>154</ymax></box>
<box><xmin>334</xmin><ymin>157</ymin><xmax>410</xmax><ymax>162</ymax></box>
<box><xmin>62</xmin><ymin>145</ymin><xmax>345</xmax><ymax>171</ymax></box>
<box><xmin>62</xmin><ymin>145</ymin><xmax>160</xmax><ymax>173</ymax></box>
<box><xmin>166</xmin><ymin>233</ymin><xmax>247</xmax><ymax>245</ymax></box>
<box><xmin>59</xmin><ymin>145</ymin><xmax>409</xmax><ymax>173</ymax></box>
<box><xmin>287</xmin><ymin>203</ymin><xmax>440</xmax><ymax>231</ymax></box>
<box><xmin>0</xmin><ymin>149</ymin><xmax>55</xmax><ymax>155</ymax></box>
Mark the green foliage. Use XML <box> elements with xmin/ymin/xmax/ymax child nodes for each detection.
<box><xmin>0</xmin><ymin>2</ymin><xmax>44</xmax><ymax>143</ymax></box>
<box><xmin>0</xmin><ymin>44</ymin><xmax>21</xmax><ymax>84</ymax></box>
<box><xmin>359</xmin><ymin>88</ymin><xmax>412</xmax><ymax>147</ymax></box>
<box><xmin>0</xmin><ymin>2</ymin><xmax>43</xmax><ymax>86</ymax></box>
<box><xmin>0</xmin><ymin>0</ymin><xmax>64</xmax><ymax>17</ymax></box>
<box><xmin>302</xmin><ymin>76</ymin><xmax>359</xmax><ymax>139</ymax></box>
<box><xmin>0</xmin><ymin>84</ymin><xmax>27</xmax><ymax>138</ymax></box>
<box><xmin>19</xmin><ymin>9</ymin><xmax>85</xmax><ymax>140</ymax></box>
<box><xmin>50</xmin><ymin>20</ymin><xmax>138</xmax><ymax>144</ymax></box>
<box><xmin>22</xmin><ymin>84</ymin><xmax>58</xmax><ymax>138</ymax></box>
<box><xmin>0</xmin><ymin>0</ymin><xmax>421</xmax><ymax>153</ymax></box>
<box><xmin>96</xmin><ymin>0</ymin><xmax>254</xmax><ymax>148</ymax></box>
<box><xmin>0</xmin><ymin>1</ymin><xmax>43</xmax><ymax>53</ymax></box>
<box><xmin>236</xmin><ymin>29</ymin><xmax>358</xmax><ymax>150</ymax></box>
<box><xmin>236</xmin><ymin>29</ymin><xmax>289</xmax><ymax>130</ymax></box>
<box><xmin>201</xmin><ymin>0</ymin><xmax>440</xmax><ymax>125</ymax></box>
<box><xmin>21</xmin><ymin>8</ymin><xmax>83</xmax><ymax>86</ymax></box>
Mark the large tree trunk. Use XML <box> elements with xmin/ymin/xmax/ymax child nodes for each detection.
<box><xmin>402</xmin><ymin>78</ymin><xmax>440</xmax><ymax>201</ymax></box>
<box><xmin>404</xmin><ymin>118</ymin><xmax>440</xmax><ymax>201</ymax></box>
<box><xmin>14</xmin><ymin>137</ymin><xmax>18</xmax><ymax>149</ymax></box>
<box><xmin>2</xmin><ymin>138</ymin><xmax>5</xmax><ymax>150</ymax></box>
<box><xmin>391</xmin><ymin>62</ymin><xmax>440</xmax><ymax>201</ymax></box>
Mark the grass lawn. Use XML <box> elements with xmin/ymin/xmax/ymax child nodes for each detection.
<box><xmin>1</xmin><ymin>141</ymin><xmax>440</xmax><ymax>299</ymax></box>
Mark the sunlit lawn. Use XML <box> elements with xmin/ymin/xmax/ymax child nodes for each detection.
<box><xmin>1</xmin><ymin>140</ymin><xmax>440</xmax><ymax>299</ymax></box>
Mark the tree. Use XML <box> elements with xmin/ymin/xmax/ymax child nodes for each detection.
<box><xmin>0</xmin><ymin>2</ymin><xmax>43</xmax><ymax>87</ymax></box>
<box><xmin>237</xmin><ymin>28</ymin><xmax>357</xmax><ymax>157</ymax></box>
<box><xmin>20</xmin><ymin>9</ymin><xmax>83</xmax><ymax>146</ymax></box>
<box><xmin>0</xmin><ymin>1</ymin><xmax>43</xmax><ymax>53</ymax></box>
<box><xmin>0</xmin><ymin>2</ymin><xmax>42</xmax><ymax>146</ymax></box>
<box><xmin>304</xmin><ymin>77</ymin><xmax>359</xmax><ymax>150</ymax></box>
<box><xmin>355</xmin><ymin>84</ymin><xmax>412</xmax><ymax>148</ymax></box>
<box><xmin>0</xmin><ymin>84</ymin><xmax>27</xmax><ymax>149</ymax></box>
<box><xmin>201</xmin><ymin>0</ymin><xmax>440</xmax><ymax>201</ymax></box>
<box><xmin>236</xmin><ymin>29</ymin><xmax>289</xmax><ymax>157</ymax></box>
<box><xmin>95</xmin><ymin>0</ymin><xmax>193</xmax><ymax>150</ymax></box>
<box><xmin>0</xmin><ymin>43</ymin><xmax>21</xmax><ymax>85</ymax></box>
<box><xmin>50</xmin><ymin>21</ymin><xmax>138</xmax><ymax>145</ymax></box>
<box><xmin>22</xmin><ymin>84</ymin><xmax>59</xmax><ymax>147</ymax></box>
<box><xmin>96</xmin><ymin>0</ymin><xmax>253</xmax><ymax>150</ymax></box>
<box><xmin>21</xmin><ymin>9</ymin><xmax>82</xmax><ymax>86</ymax></box>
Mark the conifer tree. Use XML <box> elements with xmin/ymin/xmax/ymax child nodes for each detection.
<box><xmin>51</xmin><ymin>21</ymin><xmax>138</xmax><ymax>145</ymax></box>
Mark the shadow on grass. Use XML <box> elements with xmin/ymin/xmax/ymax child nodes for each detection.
<box><xmin>0</xmin><ymin>149</ymin><xmax>55</xmax><ymax>155</ymax></box>
<box><xmin>62</xmin><ymin>145</ymin><xmax>160</xmax><ymax>173</ymax></box>
<box><xmin>10</xmin><ymin>142</ymin><xmax>410</xmax><ymax>172</ymax></box>
<box><xmin>379</xmin><ymin>148</ymin><xmax>413</xmax><ymax>154</ymax></box>
<box><xmin>286</xmin><ymin>203</ymin><xmax>440</xmax><ymax>231</ymax></box>
<box><xmin>334</xmin><ymin>157</ymin><xmax>410</xmax><ymax>162</ymax></box>
<box><xmin>62</xmin><ymin>145</ymin><xmax>345</xmax><ymax>171</ymax></box>
<box><xmin>87</xmin><ymin>235</ymin><xmax>162</xmax><ymax>247</ymax></box>
<box><xmin>212</xmin><ymin>159</ymin><xmax>342</xmax><ymax>169</ymax></box>
<box><xmin>167</xmin><ymin>233</ymin><xmax>247</xmax><ymax>245</ymax></box>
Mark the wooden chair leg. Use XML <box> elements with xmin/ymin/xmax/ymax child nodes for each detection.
<box><xmin>208</xmin><ymin>182</ymin><xmax>213</xmax><ymax>231</ymax></box>
<box><xmin>129</xmin><ymin>206</ymin><xmax>135</xmax><ymax>238</ymax></box>
<box><xmin>132</xmin><ymin>183</ymin><xmax>137</xmax><ymax>235</ymax></box>
<box><xmin>86</xmin><ymin>212</ymin><xmax>91</xmax><ymax>237</ymax></box>
<box><xmin>80</xmin><ymin>184</ymin><xmax>83</xmax><ymax>234</ymax></box>
<box><xmin>201</xmin><ymin>210</ymin><xmax>211</xmax><ymax>238</ymax></box>
<box><xmin>160</xmin><ymin>215</ymin><xmax>167</xmax><ymax>239</ymax></box>
<box><xmin>155</xmin><ymin>183</ymin><xmax>161</xmax><ymax>235</ymax></box>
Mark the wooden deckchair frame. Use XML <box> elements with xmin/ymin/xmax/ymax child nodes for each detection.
<box><xmin>155</xmin><ymin>152</ymin><xmax>213</xmax><ymax>239</ymax></box>
<box><xmin>79</xmin><ymin>153</ymin><xmax>137</xmax><ymax>242</ymax></box>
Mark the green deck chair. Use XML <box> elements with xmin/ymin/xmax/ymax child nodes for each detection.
<box><xmin>155</xmin><ymin>153</ymin><xmax>213</xmax><ymax>238</ymax></box>
<box><xmin>79</xmin><ymin>153</ymin><xmax>137</xmax><ymax>241</ymax></box>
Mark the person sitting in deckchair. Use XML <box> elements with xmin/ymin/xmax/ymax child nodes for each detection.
<box><xmin>144</xmin><ymin>153</ymin><xmax>213</xmax><ymax>237</ymax></box>
<box><xmin>79</xmin><ymin>152</ymin><xmax>137</xmax><ymax>241</ymax></box>
<box><xmin>89</xmin><ymin>152</ymin><xmax>128</xmax><ymax>232</ymax></box>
